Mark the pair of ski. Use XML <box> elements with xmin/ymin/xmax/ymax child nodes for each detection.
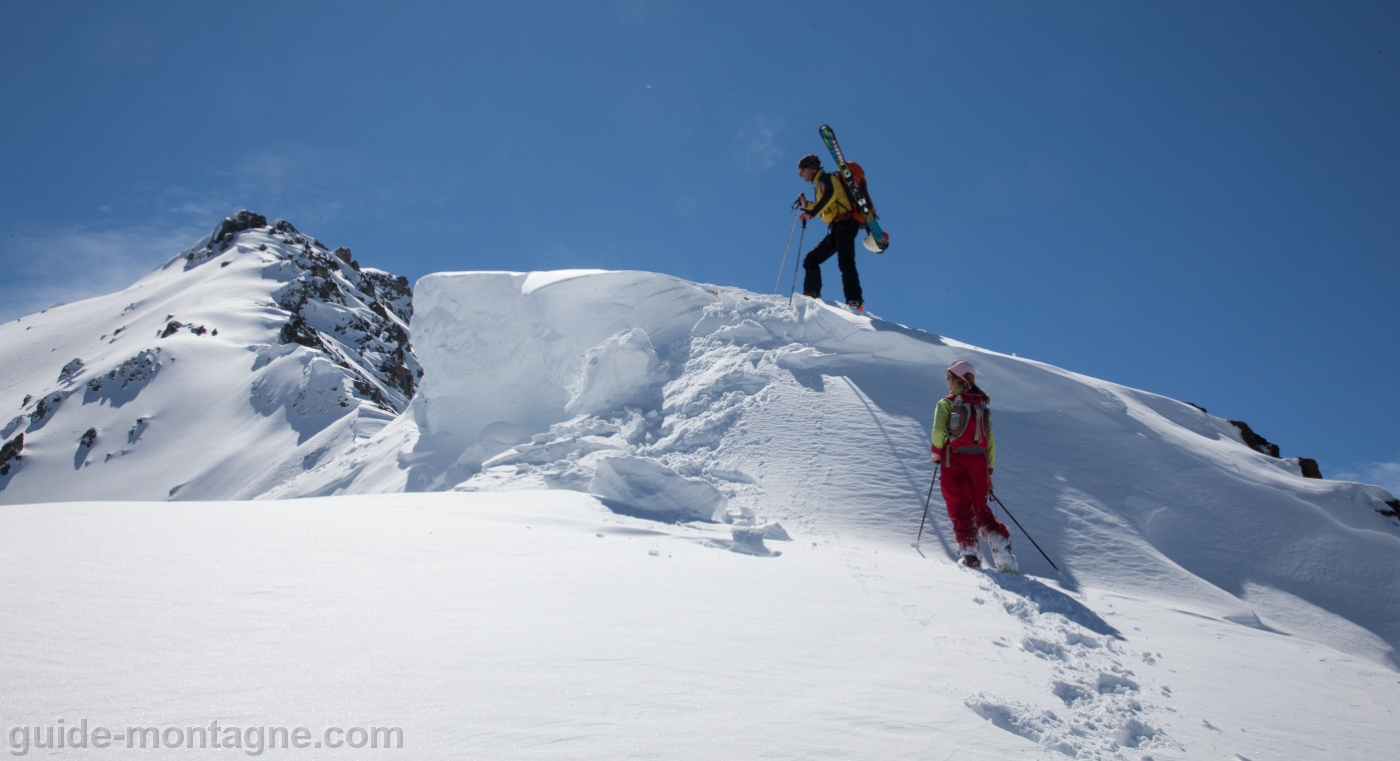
<box><xmin>818</xmin><ymin>124</ymin><xmax>890</xmax><ymax>254</ymax></box>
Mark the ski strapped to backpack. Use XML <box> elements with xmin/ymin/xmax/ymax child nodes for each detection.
<box><xmin>818</xmin><ymin>124</ymin><xmax>890</xmax><ymax>253</ymax></box>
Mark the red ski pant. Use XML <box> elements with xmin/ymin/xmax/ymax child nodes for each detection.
<box><xmin>940</xmin><ymin>452</ymin><xmax>1008</xmax><ymax>548</ymax></box>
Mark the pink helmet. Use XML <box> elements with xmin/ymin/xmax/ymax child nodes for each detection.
<box><xmin>946</xmin><ymin>359</ymin><xmax>976</xmax><ymax>383</ymax></box>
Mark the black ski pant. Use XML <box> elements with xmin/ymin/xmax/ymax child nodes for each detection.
<box><xmin>802</xmin><ymin>218</ymin><xmax>863</xmax><ymax>303</ymax></box>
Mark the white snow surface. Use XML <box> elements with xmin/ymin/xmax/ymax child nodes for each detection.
<box><xmin>5</xmin><ymin>264</ymin><xmax>1400</xmax><ymax>758</ymax></box>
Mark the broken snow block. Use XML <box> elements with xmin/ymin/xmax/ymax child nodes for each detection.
<box><xmin>589</xmin><ymin>455</ymin><xmax>726</xmax><ymax>521</ymax></box>
<box><xmin>730</xmin><ymin>526</ymin><xmax>780</xmax><ymax>557</ymax></box>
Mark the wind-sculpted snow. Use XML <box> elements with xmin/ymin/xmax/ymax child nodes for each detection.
<box><xmin>276</xmin><ymin>269</ymin><xmax>1400</xmax><ymax>670</ymax></box>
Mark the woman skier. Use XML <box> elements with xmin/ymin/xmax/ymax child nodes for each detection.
<box><xmin>930</xmin><ymin>359</ymin><xmax>1016</xmax><ymax>572</ymax></box>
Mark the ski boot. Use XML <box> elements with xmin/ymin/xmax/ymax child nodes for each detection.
<box><xmin>982</xmin><ymin>529</ymin><xmax>1018</xmax><ymax>573</ymax></box>
<box><xmin>846</xmin><ymin>300</ymin><xmax>865</xmax><ymax>314</ymax></box>
<box><xmin>957</xmin><ymin>544</ymin><xmax>982</xmax><ymax>569</ymax></box>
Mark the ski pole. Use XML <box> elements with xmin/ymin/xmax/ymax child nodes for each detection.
<box><xmin>915</xmin><ymin>462</ymin><xmax>940</xmax><ymax>547</ymax></box>
<box><xmin>787</xmin><ymin>219</ymin><xmax>807</xmax><ymax>306</ymax></box>
<box><xmin>773</xmin><ymin>209</ymin><xmax>800</xmax><ymax>295</ymax></box>
<box><xmin>988</xmin><ymin>490</ymin><xmax>1062</xmax><ymax>575</ymax></box>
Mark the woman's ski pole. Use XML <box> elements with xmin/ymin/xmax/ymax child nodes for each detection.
<box><xmin>988</xmin><ymin>490</ymin><xmax>1062</xmax><ymax>575</ymax></box>
<box><xmin>773</xmin><ymin>208</ymin><xmax>800</xmax><ymax>295</ymax></box>
<box><xmin>915</xmin><ymin>463</ymin><xmax>940</xmax><ymax>547</ymax></box>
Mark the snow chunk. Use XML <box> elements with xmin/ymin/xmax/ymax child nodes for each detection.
<box><xmin>565</xmin><ymin>328</ymin><xmax>665</xmax><ymax>416</ymax></box>
<box><xmin>589</xmin><ymin>455</ymin><xmax>726</xmax><ymax>521</ymax></box>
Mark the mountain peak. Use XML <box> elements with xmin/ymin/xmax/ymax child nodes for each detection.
<box><xmin>0</xmin><ymin>214</ymin><xmax>418</xmax><ymax>502</ymax></box>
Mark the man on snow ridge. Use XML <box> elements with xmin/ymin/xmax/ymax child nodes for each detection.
<box><xmin>796</xmin><ymin>153</ymin><xmax>864</xmax><ymax>311</ymax></box>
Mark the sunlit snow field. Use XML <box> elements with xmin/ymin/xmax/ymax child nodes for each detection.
<box><xmin>4</xmin><ymin>492</ymin><xmax>1396</xmax><ymax>759</ymax></box>
<box><xmin>2</xmin><ymin>233</ymin><xmax>1398</xmax><ymax>758</ymax></box>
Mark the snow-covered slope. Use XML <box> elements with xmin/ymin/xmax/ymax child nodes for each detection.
<box><xmin>7</xmin><ymin>492</ymin><xmax>1399</xmax><ymax>760</ymax></box>
<box><xmin>274</xmin><ymin>269</ymin><xmax>1400</xmax><ymax>668</ymax></box>
<box><xmin>5</xmin><ymin>258</ymin><xmax>1400</xmax><ymax>758</ymax></box>
<box><xmin>0</xmin><ymin>212</ymin><xmax>418</xmax><ymax>503</ymax></box>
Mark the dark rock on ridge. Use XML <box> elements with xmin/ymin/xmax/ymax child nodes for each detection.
<box><xmin>186</xmin><ymin>210</ymin><xmax>268</xmax><ymax>268</ymax></box>
<box><xmin>1229</xmin><ymin>420</ymin><xmax>1280</xmax><ymax>458</ymax></box>
<box><xmin>259</xmin><ymin>220</ymin><xmax>420</xmax><ymax>412</ymax></box>
<box><xmin>0</xmin><ymin>433</ymin><xmax>23</xmax><ymax>475</ymax></box>
<box><xmin>175</xmin><ymin>211</ymin><xmax>420</xmax><ymax>414</ymax></box>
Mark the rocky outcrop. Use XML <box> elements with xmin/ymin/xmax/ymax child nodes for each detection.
<box><xmin>159</xmin><ymin>321</ymin><xmax>209</xmax><ymax>338</ymax></box>
<box><xmin>1183</xmin><ymin>407</ymin><xmax>1326</xmax><ymax>481</ymax></box>
<box><xmin>267</xmin><ymin>234</ymin><xmax>419</xmax><ymax>413</ymax></box>
<box><xmin>58</xmin><ymin>358</ymin><xmax>84</xmax><ymax>383</ymax></box>
<box><xmin>184</xmin><ymin>211</ymin><xmax>420</xmax><ymax>415</ymax></box>
<box><xmin>185</xmin><ymin>210</ymin><xmax>268</xmax><ymax>269</ymax></box>
<box><xmin>84</xmin><ymin>349</ymin><xmax>162</xmax><ymax>403</ymax></box>
<box><xmin>0</xmin><ymin>433</ymin><xmax>22</xmax><ymax>475</ymax></box>
<box><xmin>1228</xmin><ymin>420</ymin><xmax>1280</xmax><ymax>458</ymax></box>
<box><xmin>1226</xmin><ymin>420</ymin><xmax>1329</xmax><ymax>479</ymax></box>
<box><xmin>1227</xmin><ymin>419</ymin><xmax>1328</xmax><ymax>479</ymax></box>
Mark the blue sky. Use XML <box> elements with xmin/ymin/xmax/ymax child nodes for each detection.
<box><xmin>2</xmin><ymin>1</ymin><xmax>1397</xmax><ymax>489</ymax></box>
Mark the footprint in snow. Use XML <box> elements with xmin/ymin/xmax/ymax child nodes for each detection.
<box><xmin>965</xmin><ymin>574</ymin><xmax>1180</xmax><ymax>758</ymax></box>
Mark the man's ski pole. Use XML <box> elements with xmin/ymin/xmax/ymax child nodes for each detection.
<box><xmin>915</xmin><ymin>463</ymin><xmax>940</xmax><ymax>547</ymax></box>
<box><xmin>773</xmin><ymin>208</ymin><xmax>800</xmax><ymax>295</ymax></box>
<box><xmin>988</xmin><ymin>490</ymin><xmax>1062</xmax><ymax>575</ymax></box>
<box><xmin>788</xmin><ymin>219</ymin><xmax>807</xmax><ymax>306</ymax></box>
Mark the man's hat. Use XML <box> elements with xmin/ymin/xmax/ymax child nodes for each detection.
<box><xmin>797</xmin><ymin>154</ymin><xmax>822</xmax><ymax>171</ymax></box>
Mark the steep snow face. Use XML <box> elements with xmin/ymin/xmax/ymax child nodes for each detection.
<box><xmin>0</xmin><ymin>212</ymin><xmax>419</xmax><ymax>503</ymax></box>
<box><xmin>279</xmin><ymin>269</ymin><xmax>1400</xmax><ymax>666</ymax></box>
<box><xmin>412</xmin><ymin>270</ymin><xmax>715</xmax><ymax>492</ymax></box>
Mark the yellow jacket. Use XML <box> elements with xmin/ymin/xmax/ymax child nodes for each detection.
<box><xmin>805</xmin><ymin>171</ymin><xmax>855</xmax><ymax>225</ymax></box>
